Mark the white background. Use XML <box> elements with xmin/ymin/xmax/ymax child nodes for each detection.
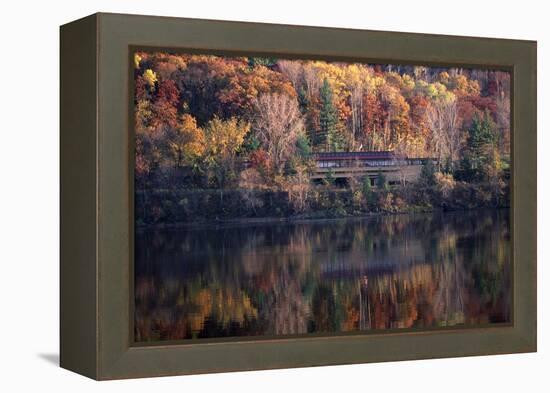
<box><xmin>0</xmin><ymin>0</ymin><xmax>547</xmax><ymax>391</ymax></box>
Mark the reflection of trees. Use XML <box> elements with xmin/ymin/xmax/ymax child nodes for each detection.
<box><xmin>135</xmin><ymin>282</ymin><xmax>259</xmax><ymax>341</ymax></box>
<box><xmin>257</xmin><ymin>260</ymin><xmax>311</xmax><ymax>335</ymax></box>
<box><xmin>135</xmin><ymin>209</ymin><xmax>511</xmax><ymax>341</ymax></box>
<box><xmin>365</xmin><ymin>263</ymin><xmax>464</xmax><ymax>329</ymax></box>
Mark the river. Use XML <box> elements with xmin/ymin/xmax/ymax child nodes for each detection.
<box><xmin>134</xmin><ymin>209</ymin><xmax>511</xmax><ymax>342</ymax></box>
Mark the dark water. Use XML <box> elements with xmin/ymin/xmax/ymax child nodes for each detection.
<box><xmin>134</xmin><ymin>209</ymin><xmax>511</xmax><ymax>342</ymax></box>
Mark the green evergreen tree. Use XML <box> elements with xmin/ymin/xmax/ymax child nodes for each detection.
<box><xmin>361</xmin><ymin>176</ymin><xmax>376</xmax><ymax>205</ymax></box>
<box><xmin>458</xmin><ymin>111</ymin><xmax>498</xmax><ymax>181</ymax></box>
<box><xmin>297</xmin><ymin>86</ymin><xmax>309</xmax><ymax>114</ymax></box>
<box><xmin>376</xmin><ymin>171</ymin><xmax>389</xmax><ymax>191</ymax></box>
<box><xmin>324</xmin><ymin>167</ymin><xmax>336</xmax><ymax>186</ymax></box>
<box><xmin>296</xmin><ymin>134</ymin><xmax>312</xmax><ymax>160</ymax></box>
<box><xmin>283</xmin><ymin>157</ymin><xmax>298</xmax><ymax>176</ymax></box>
<box><xmin>297</xmin><ymin>87</ymin><xmax>318</xmax><ymax>149</ymax></box>
<box><xmin>242</xmin><ymin>131</ymin><xmax>261</xmax><ymax>154</ymax></box>
<box><xmin>319</xmin><ymin>78</ymin><xmax>341</xmax><ymax>151</ymax></box>
<box><xmin>420</xmin><ymin>159</ymin><xmax>437</xmax><ymax>187</ymax></box>
<box><xmin>248</xmin><ymin>57</ymin><xmax>277</xmax><ymax>68</ymax></box>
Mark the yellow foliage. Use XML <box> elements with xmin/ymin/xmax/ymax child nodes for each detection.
<box><xmin>311</xmin><ymin>62</ymin><xmax>348</xmax><ymax>95</ymax></box>
<box><xmin>135</xmin><ymin>100</ymin><xmax>153</xmax><ymax>132</ymax></box>
<box><xmin>385</xmin><ymin>71</ymin><xmax>403</xmax><ymax>88</ymax></box>
<box><xmin>134</xmin><ymin>53</ymin><xmax>142</xmax><ymax>69</ymax></box>
<box><xmin>203</xmin><ymin>117</ymin><xmax>250</xmax><ymax>158</ymax></box>
<box><xmin>343</xmin><ymin>64</ymin><xmax>372</xmax><ymax>88</ymax></box>
<box><xmin>439</xmin><ymin>73</ymin><xmax>481</xmax><ymax>97</ymax></box>
<box><xmin>415</xmin><ymin>80</ymin><xmax>455</xmax><ymax>102</ymax></box>
<box><xmin>216</xmin><ymin>289</ymin><xmax>258</xmax><ymax>325</ymax></box>
<box><xmin>188</xmin><ymin>289</ymin><xmax>213</xmax><ymax>333</ymax></box>
<box><xmin>143</xmin><ymin>69</ymin><xmax>158</xmax><ymax>88</ymax></box>
<box><xmin>435</xmin><ymin>172</ymin><xmax>456</xmax><ymax>199</ymax></box>
<box><xmin>451</xmin><ymin>74</ymin><xmax>480</xmax><ymax>96</ymax></box>
<box><xmin>438</xmin><ymin>71</ymin><xmax>450</xmax><ymax>84</ymax></box>
<box><xmin>188</xmin><ymin>287</ymin><xmax>258</xmax><ymax>333</ymax></box>
<box><xmin>151</xmin><ymin>52</ymin><xmax>188</xmax><ymax>70</ymax></box>
<box><xmin>401</xmin><ymin>74</ymin><xmax>416</xmax><ymax>94</ymax></box>
<box><xmin>169</xmin><ymin>114</ymin><xmax>206</xmax><ymax>166</ymax></box>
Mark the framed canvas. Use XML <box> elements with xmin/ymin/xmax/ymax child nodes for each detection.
<box><xmin>60</xmin><ymin>12</ymin><xmax>537</xmax><ymax>380</ymax></box>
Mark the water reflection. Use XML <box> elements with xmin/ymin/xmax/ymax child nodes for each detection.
<box><xmin>134</xmin><ymin>209</ymin><xmax>511</xmax><ymax>342</ymax></box>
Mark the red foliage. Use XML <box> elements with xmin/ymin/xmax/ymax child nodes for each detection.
<box><xmin>408</xmin><ymin>95</ymin><xmax>429</xmax><ymax>137</ymax></box>
<box><xmin>151</xmin><ymin>98</ymin><xmax>178</xmax><ymax>129</ymax></box>
<box><xmin>217</xmin><ymin>64</ymin><xmax>296</xmax><ymax>117</ymax></box>
<box><xmin>156</xmin><ymin>80</ymin><xmax>179</xmax><ymax>106</ymax></box>
<box><xmin>135</xmin><ymin>75</ymin><xmax>149</xmax><ymax>101</ymax></box>
<box><xmin>470</xmin><ymin>95</ymin><xmax>497</xmax><ymax>114</ymax></box>
<box><xmin>458</xmin><ymin>95</ymin><xmax>497</xmax><ymax>129</ymax></box>
<box><xmin>457</xmin><ymin>98</ymin><xmax>477</xmax><ymax>129</ymax></box>
<box><xmin>248</xmin><ymin>149</ymin><xmax>270</xmax><ymax>171</ymax></box>
<box><xmin>361</xmin><ymin>93</ymin><xmax>385</xmax><ymax>139</ymax></box>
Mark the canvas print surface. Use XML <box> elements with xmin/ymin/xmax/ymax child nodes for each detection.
<box><xmin>133</xmin><ymin>51</ymin><xmax>511</xmax><ymax>342</ymax></box>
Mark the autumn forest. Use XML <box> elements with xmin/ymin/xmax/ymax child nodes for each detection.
<box><xmin>134</xmin><ymin>51</ymin><xmax>510</xmax><ymax>225</ymax></box>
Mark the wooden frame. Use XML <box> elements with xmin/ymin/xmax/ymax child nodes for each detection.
<box><xmin>60</xmin><ymin>12</ymin><xmax>537</xmax><ymax>380</ymax></box>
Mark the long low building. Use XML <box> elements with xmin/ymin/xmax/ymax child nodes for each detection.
<box><xmin>312</xmin><ymin>151</ymin><xmax>432</xmax><ymax>185</ymax></box>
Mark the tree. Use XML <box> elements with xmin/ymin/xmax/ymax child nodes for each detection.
<box><xmin>134</xmin><ymin>53</ymin><xmax>142</xmax><ymax>69</ymax></box>
<box><xmin>238</xmin><ymin>168</ymin><xmax>266</xmax><ymax>213</ymax></box>
<box><xmin>379</xmin><ymin>84</ymin><xmax>410</xmax><ymax>148</ymax></box>
<box><xmin>361</xmin><ymin>176</ymin><xmax>375</xmax><ymax>206</ymax></box>
<box><xmin>458</xmin><ymin>111</ymin><xmax>499</xmax><ymax>182</ymax></box>
<box><xmin>167</xmin><ymin>114</ymin><xmax>205</xmax><ymax>168</ymax></box>
<box><xmin>134</xmin><ymin>126</ymin><xmax>166</xmax><ymax>189</ymax></box>
<box><xmin>248</xmin><ymin>149</ymin><xmax>271</xmax><ymax>175</ymax></box>
<box><xmin>379</xmin><ymin>83</ymin><xmax>410</xmax><ymax>150</ymax></box>
<box><xmin>376</xmin><ymin>171</ymin><xmax>388</xmax><ymax>191</ymax></box>
<box><xmin>248</xmin><ymin>57</ymin><xmax>277</xmax><ymax>68</ymax></box>
<box><xmin>408</xmin><ymin>95</ymin><xmax>430</xmax><ymax>155</ymax></box>
<box><xmin>253</xmin><ymin>93</ymin><xmax>305</xmax><ymax>174</ymax></box>
<box><xmin>151</xmin><ymin>85</ymin><xmax>179</xmax><ymax>130</ymax></box>
<box><xmin>319</xmin><ymin>78</ymin><xmax>343</xmax><ymax>151</ymax></box>
<box><xmin>426</xmin><ymin>95</ymin><xmax>461</xmax><ymax>170</ymax></box>
<box><xmin>420</xmin><ymin>159</ymin><xmax>437</xmax><ymax>187</ymax></box>
<box><xmin>278</xmin><ymin>59</ymin><xmax>303</xmax><ymax>89</ymax></box>
<box><xmin>361</xmin><ymin>92</ymin><xmax>385</xmax><ymax>151</ymax></box>
<box><xmin>344</xmin><ymin>65</ymin><xmax>369</xmax><ymax>149</ymax></box>
<box><xmin>295</xmin><ymin>134</ymin><xmax>312</xmax><ymax>160</ymax></box>
<box><xmin>324</xmin><ymin>168</ymin><xmax>336</xmax><ymax>186</ymax></box>
<box><xmin>285</xmin><ymin>165</ymin><xmax>311</xmax><ymax>212</ymax></box>
<box><xmin>156</xmin><ymin>79</ymin><xmax>179</xmax><ymax>105</ymax></box>
<box><xmin>142</xmin><ymin>69</ymin><xmax>158</xmax><ymax>88</ymax></box>
<box><xmin>296</xmin><ymin>84</ymin><xmax>321</xmax><ymax>150</ymax></box>
<box><xmin>443</xmin><ymin>98</ymin><xmax>462</xmax><ymax>170</ymax></box>
<box><xmin>202</xmin><ymin>117</ymin><xmax>250</xmax><ymax>188</ymax></box>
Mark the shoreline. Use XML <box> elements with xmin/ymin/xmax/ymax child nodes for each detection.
<box><xmin>135</xmin><ymin>205</ymin><xmax>510</xmax><ymax>232</ymax></box>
